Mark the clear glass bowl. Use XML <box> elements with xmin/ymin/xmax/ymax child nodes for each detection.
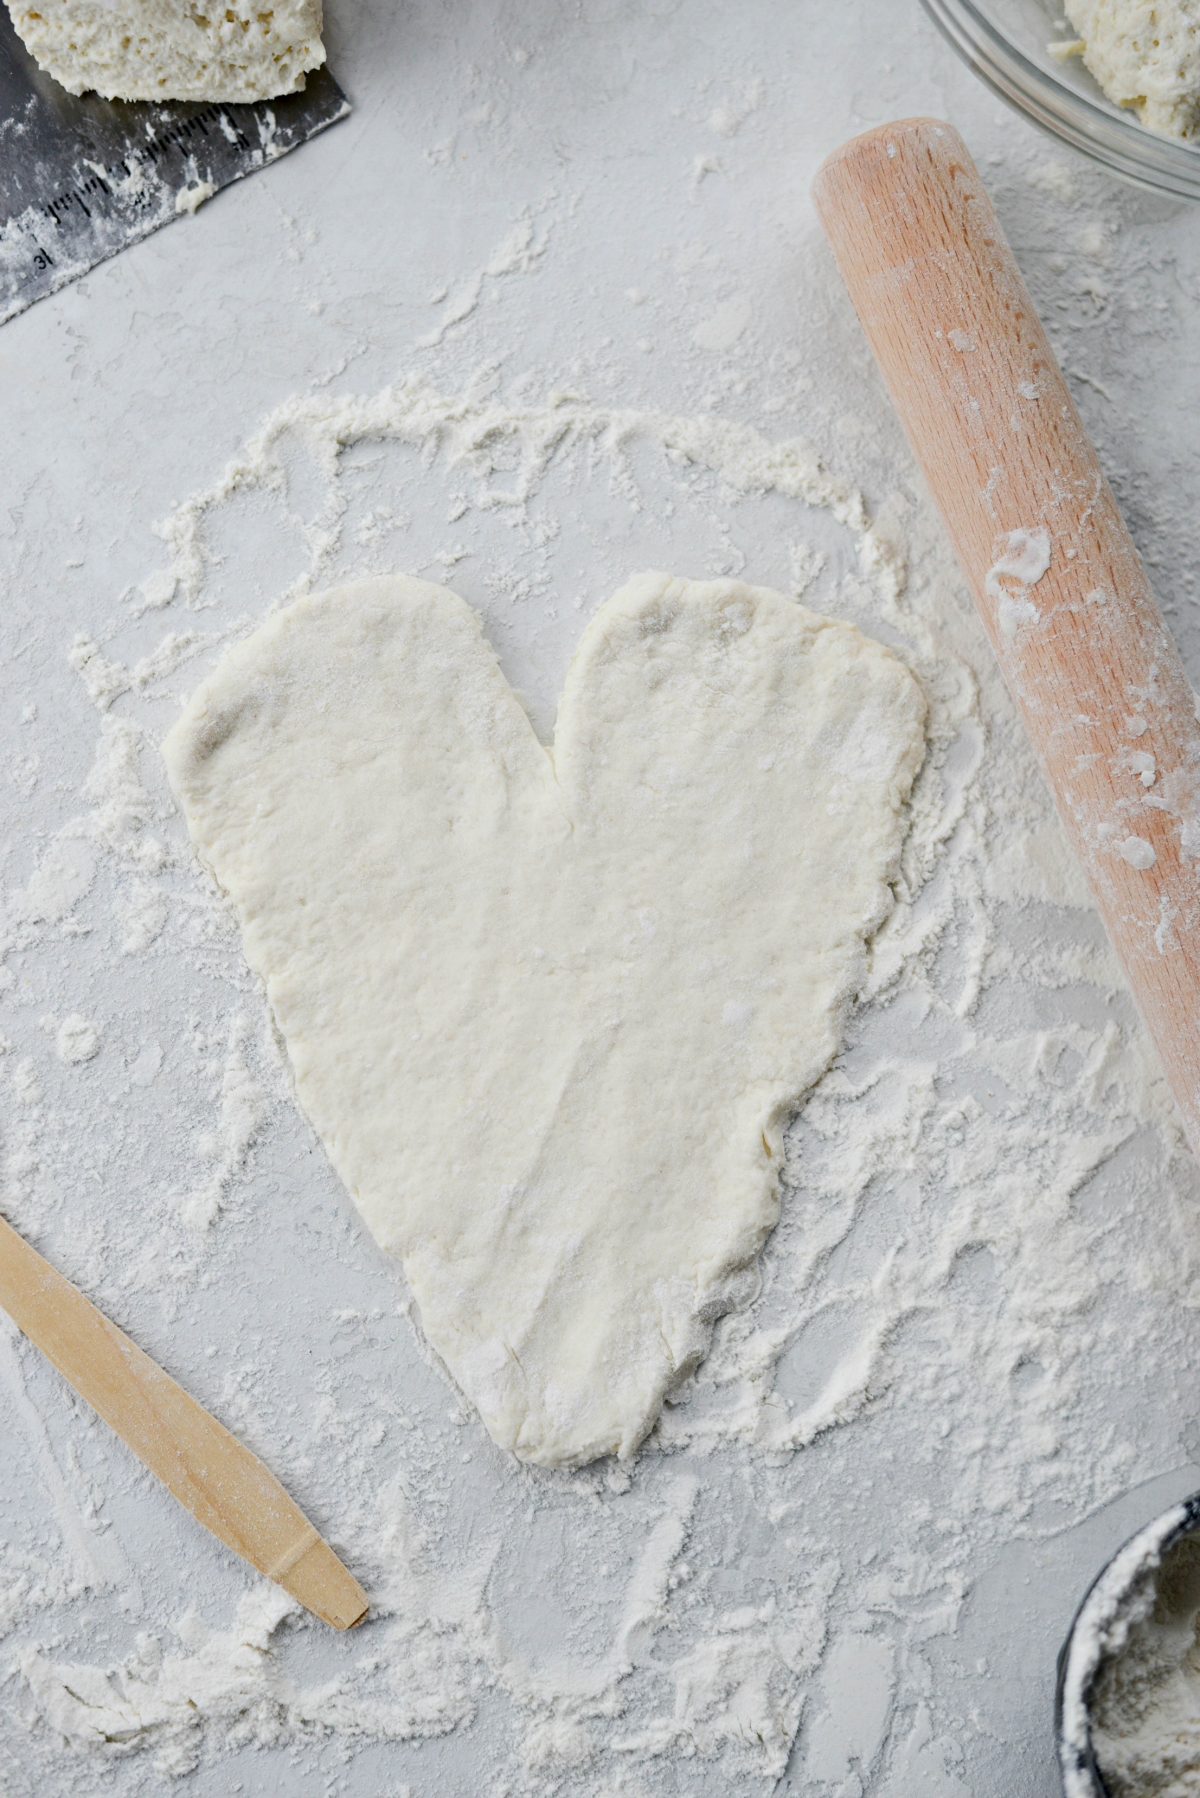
<box><xmin>920</xmin><ymin>0</ymin><xmax>1200</xmax><ymax>199</ymax></box>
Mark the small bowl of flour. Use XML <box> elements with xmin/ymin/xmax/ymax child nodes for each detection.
<box><xmin>1058</xmin><ymin>1493</ymin><xmax>1200</xmax><ymax>1796</ymax></box>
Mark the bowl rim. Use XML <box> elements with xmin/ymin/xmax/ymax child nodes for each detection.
<box><xmin>919</xmin><ymin>0</ymin><xmax>1200</xmax><ymax>200</ymax></box>
<box><xmin>1055</xmin><ymin>1491</ymin><xmax>1200</xmax><ymax>1797</ymax></box>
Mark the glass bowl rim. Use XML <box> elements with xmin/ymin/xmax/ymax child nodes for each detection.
<box><xmin>919</xmin><ymin>0</ymin><xmax>1200</xmax><ymax>200</ymax></box>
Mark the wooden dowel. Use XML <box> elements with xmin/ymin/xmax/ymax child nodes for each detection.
<box><xmin>0</xmin><ymin>1214</ymin><xmax>368</xmax><ymax>1629</ymax></box>
<box><xmin>815</xmin><ymin>118</ymin><xmax>1200</xmax><ymax>1155</ymax></box>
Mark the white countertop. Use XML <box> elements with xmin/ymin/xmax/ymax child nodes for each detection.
<box><xmin>4</xmin><ymin>3</ymin><xmax>1200</xmax><ymax>1794</ymax></box>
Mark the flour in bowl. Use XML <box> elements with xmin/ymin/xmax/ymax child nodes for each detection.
<box><xmin>1092</xmin><ymin>1526</ymin><xmax>1200</xmax><ymax>1797</ymax></box>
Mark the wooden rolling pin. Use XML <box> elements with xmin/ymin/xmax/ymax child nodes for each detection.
<box><xmin>0</xmin><ymin>1213</ymin><xmax>367</xmax><ymax>1629</ymax></box>
<box><xmin>815</xmin><ymin>119</ymin><xmax>1200</xmax><ymax>1155</ymax></box>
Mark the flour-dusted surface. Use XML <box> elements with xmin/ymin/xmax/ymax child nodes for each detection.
<box><xmin>165</xmin><ymin>574</ymin><xmax>924</xmax><ymax>1467</ymax></box>
<box><xmin>6</xmin><ymin>3</ymin><xmax>1200</xmax><ymax>1794</ymax></box>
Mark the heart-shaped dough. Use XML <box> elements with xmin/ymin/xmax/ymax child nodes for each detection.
<box><xmin>165</xmin><ymin>572</ymin><xmax>925</xmax><ymax>1466</ymax></box>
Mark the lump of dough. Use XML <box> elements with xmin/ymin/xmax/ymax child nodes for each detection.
<box><xmin>164</xmin><ymin>573</ymin><xmax>926</xmax><ymax>1468</ymax></box>
<box><xmin>6</xmin><ymin>0</ymin><xmax>325</xmax><ymax>102</ymax></box>
<box><xmin>1063</xmin><ymin>0</ymin><xmax>1200</xmax><ymax>140</ymax></box>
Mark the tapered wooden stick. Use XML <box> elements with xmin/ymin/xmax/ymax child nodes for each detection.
<box><xmin>815</xmin><ymin>118</ymin><xmax>1200</xmax><ymax>1155</ymax></box>
<box><xmin>0</xmin><ymin>1213</ymin><xmax>367</xmax><ymax>1629</ymax></box>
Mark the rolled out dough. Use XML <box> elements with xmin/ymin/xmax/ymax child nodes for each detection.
<box><xmin>164</xmin><ymin>573</ymin><xmax>926</xmax><ymax>1467</ymax></box>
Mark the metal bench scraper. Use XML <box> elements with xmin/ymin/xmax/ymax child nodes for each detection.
<box><xmin>0</xmin><ymin>8</ymin><xmax>349</xmax><ymax>326</ymax></box>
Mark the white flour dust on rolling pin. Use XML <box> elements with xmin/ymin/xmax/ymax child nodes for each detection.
<box><xmin>987</xmin><ymin>525</ymin><xmax>1160</xmax><ymax>875</ymax></box>
<box><xmin>986</xmin><ymin>525</ymin><xmax>1051</xmax><ymax>641</ymax></box>
<box><xmin>815</xmin><ymin>118</ymin><xmax>1200</xmax><ymax>1157</ymax></box>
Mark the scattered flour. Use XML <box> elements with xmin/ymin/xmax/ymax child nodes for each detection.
<box><xmin>54</xmin><ymin>1015</ymin><xmax>101</xmax><ymax>1065</ymax></box>
<box><xmin>707</xmin><ymin>75</ymin><xmax>766</xmax><ymax>138</ymax></box>
<box><xmin>418</xmin><ymin>210</ymin><xmax>550</xmax><ymax>350</ymax></box>
<box><xmin>178</xmin><ymin>1013</ymin><xmax>267</xmax><ymax>1231</ymax></box>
